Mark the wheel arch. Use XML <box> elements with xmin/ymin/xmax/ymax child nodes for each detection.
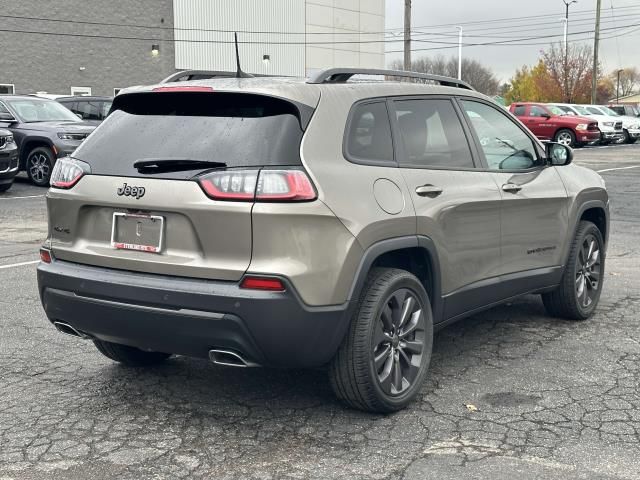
<box><xmin>563</xmin><ymin>200</ymin><xmax>609</xmax><ymax>266</ymax></box>
<box><xmin>19</xmin><ymin>137</ymin><xmax>55</xmax><ymax>170</ymax></box>
<box><xmin>346</xmin><ymin>236</ymin><xmax>443</xmax><ymax>323</ymax></box>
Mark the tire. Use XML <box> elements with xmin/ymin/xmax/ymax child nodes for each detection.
<box><xmin>624</xmin><ymin>130</ymin><xmax>637</xmax><ymax>144</ymax></box>
<box><xmin>542</xmin><ymin>220</ymin><xmax>605</xmax><ymax>320</ymax></box>
<box><xmin>93</xmin><ymin>339</ymin><xmax>171</xmax><ymax>366</ymax></box>
<box><xmin>0</xmin><ymin>183</ymin><xmax>12</xmax><ymax>193</ymax></box>
<box><xmin>554</xmin><ymin>129</ymin><xmax>576</xmax><ymax>148</ymax></box>
<box><xmin>329</xmin><ymin>268</ymin><xmax>434</xmax><ymax>413</ymax></box>
<box><xmin>26</xmin><ymin>146</ymin><xmax>55</xmax><ymax>187</ymax></box>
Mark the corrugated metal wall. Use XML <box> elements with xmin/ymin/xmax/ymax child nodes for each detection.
<box><xmin>173</xmin><ymin>0</ymin><xmax>306</xmax><ymax>76</ymax></box>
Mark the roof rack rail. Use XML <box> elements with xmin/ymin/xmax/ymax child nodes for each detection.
<box><xmin>160</xmin><ymin>69</ymin><xmax>273</xmax><ymax>83</ymax></box>
<box><xmin>306</xmin><ymin>68</ymin><xmax>474</xmax><ymax>90</ymax></box>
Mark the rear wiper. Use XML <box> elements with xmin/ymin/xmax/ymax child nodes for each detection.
<box><xmin>133</xmin><ymin>159</ymin><xmax>227</xmax><ymax>173</ymax></box>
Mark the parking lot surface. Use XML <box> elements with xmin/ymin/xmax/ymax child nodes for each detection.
<box><xmin>1</xmin><ymin>145</ymin><xmax>639</xmax><ymax>480</ymax></box>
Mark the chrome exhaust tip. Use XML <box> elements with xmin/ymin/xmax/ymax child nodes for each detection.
<box><xmin>53</xmin><ymin>321</ymin><xmax>91</xmax><ymax>340</ymax></box>
<box><xmin>208</xmin><ymin>349</ymin><xmax>258</xmax><ymax>368</ymax></box>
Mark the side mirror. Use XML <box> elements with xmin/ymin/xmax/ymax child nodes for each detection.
<box><xmin>542</xmin><ymin>113</ymin><xmax>551</xmax><ymax>119</ymax></box>
<box><xmin>76</xmin><ymin>113</ymin><xmax>83</xmax><ymax>119</ymax></box>
<box><xmin>546</xmin><ymin>142</ymin><xmax>573</xmax><ymax>166</ymax></box>
<box><xmin>0</xmin><ymin>112</ymin><xmax>16</xmax><ymax>122</ymax></box>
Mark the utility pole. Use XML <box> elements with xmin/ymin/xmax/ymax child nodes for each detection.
<box><xmin>404</xmin><ymin>0</ymin><xmax>411</xmax><ymax>70</ymax></box>
<box><xmin>591</xmin><ymin>0</ymin><xmax>602</xmax><ymax>104</ymax></box>
<box><xmin>563</xmin><ymin>0</ymin><xmax>577</xmax><ymax>102</ymax></box>
<box><xmin>457</xmin><ymin>26</ymin><xmax>463</xmax><ymax>80</ymax></box>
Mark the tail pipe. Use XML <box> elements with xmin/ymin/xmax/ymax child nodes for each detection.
<box><xmin>53</xmin><ymin>321</ymin><xmax>92</xmax><ymax>340</ymax></box>
<box><xmin>208</xmin><ymin>349</ymin><xmax>259</xmax><ymax>368</ymax></box>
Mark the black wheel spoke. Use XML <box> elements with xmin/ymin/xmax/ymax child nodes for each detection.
<box><xmin>392</xmin><ymin>355</ymin><xmax>403</xmax><ymax>392</ymax></box>
<box><xmin>374</xmin><ymin>344</ymin><xmax>392</xmax><ymax>370</ymax></box>
<box><xmin>402</xmin><ymin>340</ymin><xmax>423</xmax><ymax>355</ymax></box>
<box><xmin>399</xmin><ymin>311</ymin><xmax>421</xmax><ymax>339</ymax></box>
<box><xmin>398</xmin><ymin>296</ymin><xmax>415</xmax><ymax>329</ymax></box>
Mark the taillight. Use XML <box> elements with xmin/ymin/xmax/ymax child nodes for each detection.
<box><xmin>198</xmin><ymin>169</ymin><xmax>316</xmax><ymax>202</ymax></box>
<box><xmin>40</xmin><ymin>248</ymin><xmax>52</xmax><ymax>264</ymax></box>
<box><xmin>240</xmin><ymin>276</ymin><xmax>286</xmax><ymax>291</ymax></box>
<box><xmin>50</xmin><ymin>157</ymin><xmax>91</xmax><ymax>189</ymax></box>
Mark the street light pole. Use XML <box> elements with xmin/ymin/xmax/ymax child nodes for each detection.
<box><xmin>617</xmin><ymin>69</ymin><xmax>624</xmax><ymax>103</ymax></box>
<box><xmin>457</xmin><ymin>26</ymin><xmax>463</xmax><ymax>80</ymax></box>
<box><xmin>563</xmin><ymin>0</ymin><xmax>577</xmax><ymax>102</ymax></box>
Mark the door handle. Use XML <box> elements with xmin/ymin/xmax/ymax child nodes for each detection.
<box><xmin>415</xmin><ymin>185</ymin><xmax>443</xmax><ymax>197</ymax></box>
<box><xmin>502</xmin><ymin>183</ymin><xmax>522</xmax><ymax>193</ymax></box>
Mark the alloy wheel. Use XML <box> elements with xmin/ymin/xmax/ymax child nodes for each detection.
<box><xmin>575</xmin><ymin>234</ymin><xmax>602</xmax><ymax>309</ymax></box>
<box><xmin>372</xmin><ymin>288</ymin><xmax>426</xmax><ymax>396</ymax></box>
<box><xmin>557</xmin><ymin>132</ymin><xmax>573</xmax><ymax>146</ymax></box>
<box><xmin>29</xmin><ymin>153</ymin><xmax>51</xmax><ymax>183</ymax></box>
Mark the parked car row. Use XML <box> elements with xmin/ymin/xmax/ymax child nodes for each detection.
<box><xmin>508</xmin><ymin>102</ymin><xmax>640</xmax><ymax>148</ymax></box>
<box><xmin>0</xmin><ymin>94</ymin><xmax>111</xmax><ymax>191</ymax></box>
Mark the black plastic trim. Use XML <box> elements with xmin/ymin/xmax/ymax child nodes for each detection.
<box><xmin>345</xmin><ymin>236</ymin><xmax>444</xmax><ymax>323</ymax></box>
<box><xmin>442</xmin><ymin>266</ymin><xmax>564</xmax><ymax>320</ymax></box>
<box><xmin>37</xmin><ymin>259</ymin><xmax>350</xmax><ymax>368</ymax></box>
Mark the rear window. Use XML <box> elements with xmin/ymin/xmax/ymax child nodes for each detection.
<box><xmin>73</xmin><ymin>92</ymin><xmax>310</xmax><ymax>179</ymax></box>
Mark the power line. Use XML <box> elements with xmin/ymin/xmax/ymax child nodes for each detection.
<box><xmin>0</xmin><ymin>4</ymin><xmax>639</xmax><ymax>38</ymax></box>
<box><xmin>385</xmin><ymin>21</ymin><xmax>640</xmax><ymax>53</ymax></box>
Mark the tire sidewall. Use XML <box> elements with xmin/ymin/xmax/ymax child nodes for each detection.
<box><xmin>26</xmin><ymin>147</ymin><xmax>54</xmax><ymax>187</ymax></box>
<box><xmin>363</xmin><ymin>273</ymin><xmax>434</xmax><ymax>411</ymax></box>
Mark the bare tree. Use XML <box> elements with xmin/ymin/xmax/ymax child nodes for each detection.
<box><xmin>611</xmin><ymin>67</ymin><xmax>640</xmax><ymax>97</ymax></box>
<box><xmin>389</xmin><ymin>55</ymin><xmax>499</xmax><ymax>96</ymax></box>
<box><xmin>542</xmin><ymin>43</ymin><xmax>594</xmax><ymax>103</ymax></box>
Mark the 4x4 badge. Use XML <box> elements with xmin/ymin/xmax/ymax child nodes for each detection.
<box><xmin>117</xmin><ymin>183</ymin><xmax>145</xmax><ymax>199</ymax></box>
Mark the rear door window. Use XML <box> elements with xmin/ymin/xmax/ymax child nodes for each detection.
<box><xmin>345</xmin><ymin>101</ymin><xmax>394</xmax><ymax>164</ymax></box>
<box><xmin>72</xmin><ymin>92</ymin><xmax>311</xmax><ymax>179</ymax></box>
<box><xmin>393</xmin><ymin>98</ymin><xmax>474</xmax><ymax>169</ymax></box>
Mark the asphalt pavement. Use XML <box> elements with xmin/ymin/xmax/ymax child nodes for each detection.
<box><xmin>0</xmin><ymin>146</ymin><xmax>639</xmax><ymax>480</ymax></box>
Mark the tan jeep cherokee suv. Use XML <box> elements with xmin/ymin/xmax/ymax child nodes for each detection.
<box><xmin>38</xmin><ymin>69</ymin><xmax>608</xmax><ymax>412</ymax></box>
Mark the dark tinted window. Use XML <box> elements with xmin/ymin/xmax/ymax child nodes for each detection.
<box><xmin>394</xmin><ymin>99</ymin><xmax>474</xmax><ymax>169</ymax></box>
<box><xmin>345</xmin><ymin>101</ymin><xmax>393</xmax><ymax>163</ymax></box>
<box><xmin>513</xmin><ymin>105</ymin><xmax>526</xmax><ymax>116</ymax></box>
<box><xmin>72</xmin><ymin>92</ymin><xmax>309</xmax><ymax>179</ymax></box>
<box><xmin>462</xmin><ymin>100</ymin><xmax>540</xmax><ymax>171</ymax></box>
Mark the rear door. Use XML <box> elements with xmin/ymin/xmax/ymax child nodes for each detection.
<box><xmin>459</xmin><ymin>99</ymin><xmax>569</xmax><ymax>282</ymax></box>
<box><xmin>389</xmin><ymin>96</ymin><xmax>503</xmax><ymax>319</ymax></box>
<box><xmin>48</xmin><ymin>91</ymin><xmax>313</xmax><ymax>281</ymax></box>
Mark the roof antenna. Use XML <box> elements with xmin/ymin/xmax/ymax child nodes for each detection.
<box><xmin>234</xmin><ymin>32</ymin><xmax>253</xmax><ymax>78</ymax></box>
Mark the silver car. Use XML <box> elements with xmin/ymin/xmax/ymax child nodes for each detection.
<box><xmin>37</xmin><ymin>69</ymin><xmax>609</xmax><ymax>412</ymax></box>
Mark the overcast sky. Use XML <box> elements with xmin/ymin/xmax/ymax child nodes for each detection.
<box><xmin>385</xmin><ymin>0</ymin><xmax>640</xmax><ymax>83</ymax></box>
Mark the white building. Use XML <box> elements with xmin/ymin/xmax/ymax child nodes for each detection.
<box><xmin>173</xmin><ymin>0</ymin><xmax>386</xmax><ymax>76</ymax></box>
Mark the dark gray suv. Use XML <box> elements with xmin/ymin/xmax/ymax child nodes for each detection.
<box><xmin>0</xmin><ymin>95</ymin><xmax>96</xmax><ymax>186</ymax></box>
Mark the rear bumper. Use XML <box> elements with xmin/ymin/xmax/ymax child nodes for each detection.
<box><xmin>37</xmin><ymin>259</ymin><xmax>351</xmax><ymax>368</ymax></box>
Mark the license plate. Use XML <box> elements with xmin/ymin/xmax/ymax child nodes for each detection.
<box><xmin>110</xmin><ymin>213</ymin><xmax>164</xmax><ymax>253</ymax></box>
